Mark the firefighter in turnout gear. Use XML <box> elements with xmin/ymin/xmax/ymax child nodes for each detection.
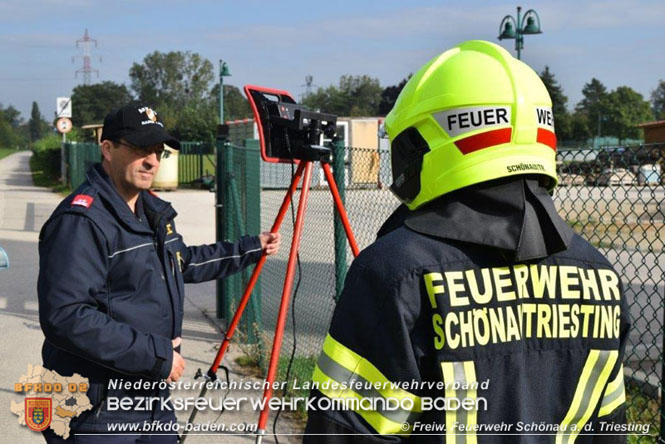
<box><xmin>304</xmin><ymin>40</ymin><xmax>630</xmax><ymax>443</ymax></box>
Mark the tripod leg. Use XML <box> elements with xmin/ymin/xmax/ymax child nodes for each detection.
<box><xmin>322</xmin><ymin>162</ymin><xmax>360</xmax><ymax>257</ymax></box>
<box><xmin>207</xmin><ymin>161</ymin><xmax>306</xmax><ymax>375</ymax></box>
<box><xmin>181</xmin><ymin>162</ymin><xmax>306</xmax><ymax>442</ymax></box>
<box><xmin>257</xmin><ymin>161</ymin><xmax>314</xmax><ymax>436</ymax></box>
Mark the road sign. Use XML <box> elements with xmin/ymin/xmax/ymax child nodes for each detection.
<box><xmin>56</xmin><ymin>117</ymin><xmax>72</xmax><ymax>134</ymax></box>
<box><xmin>56</xmin><ymin>97</ymin><xmax>72</xmax><ymax>118</ymax></box>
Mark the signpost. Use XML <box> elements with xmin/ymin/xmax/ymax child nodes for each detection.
<box><xmin>56</xmin><ymin>98</ymin><xmax>72</xmax><ymax>183</ymax></box>
<box><xmin>56</xmin><ymin>97</ymin><xmax>72</xmax><ymax>118</ymax></box>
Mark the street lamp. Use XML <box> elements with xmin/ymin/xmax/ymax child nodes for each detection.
<box><xmin>498</xmin><ymin>6</ymin><xmax>542</xmax><ymax>60</ymax></box>
<box><xmin>216</xmin><ymin>59</ymin><xmax>232</xmax><ymax>319</ymax></box>
<box><xmin>219</xmin><ymin>60</ymin><xmax>231</xmax><ymax>124</ymax></box>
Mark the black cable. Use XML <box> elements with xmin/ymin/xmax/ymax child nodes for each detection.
<box><xmin>212</xmin><ymin>365</ymin><xmax>232</xmax><ymax>424</ymax></box>
<box><xmin>272</xmin><ymin>159</ymin><xmax>302</xmax><ymax>444</ymax></box>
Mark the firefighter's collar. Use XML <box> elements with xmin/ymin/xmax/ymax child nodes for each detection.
<box><xmin>398</xmin><ymin>178</ymin><xmax>575</xmax><ymax>261</ymax></box>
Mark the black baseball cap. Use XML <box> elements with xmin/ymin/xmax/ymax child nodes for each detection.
<box><xmin>100</xmin><ymin>103</ymin><xmax>180</xmax><ymax>150</ymax></box>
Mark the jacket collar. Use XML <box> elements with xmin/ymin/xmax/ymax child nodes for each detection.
<box><xmin>87</xmin><ymin>163</ymin><xmax>176</xmax><ymax>234</ymax></box>
<box><xmin>378</xmin><ymin>178</ymin><xmax>574</xmax><ymax>262</ymax></box>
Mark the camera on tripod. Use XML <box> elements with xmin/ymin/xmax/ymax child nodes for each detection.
<box><xmin>244</xmin><ymin>85</ymin><xmax>337</xmax><ymax>164</ymax></box>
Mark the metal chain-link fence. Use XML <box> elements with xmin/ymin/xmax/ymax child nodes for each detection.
<box><xmin>556</xmin><ymin>144</ymin><xmax>665</xmax><ymax>442</ymax></box>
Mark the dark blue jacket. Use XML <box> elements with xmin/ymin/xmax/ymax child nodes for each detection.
<box><xmin>305</xmin><ymin>179</ymin><xmax>630</xmax><ymax>443</ymax></box>
<box><xmin>38</xmin><ymin>163</ymin><xmax>263</xmax><ymax>431</ymax></box>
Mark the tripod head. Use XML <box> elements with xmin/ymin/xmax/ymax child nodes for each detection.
<box><xmin>244</xmin><ymin>85</ymin><xmax>337</xmax><ymax>164</ymax></box>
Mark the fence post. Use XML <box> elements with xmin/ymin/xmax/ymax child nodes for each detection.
<box><xmin>198</xmin><ymin>143</ymin><xmax>204</xmax><ymax>181</ymax></box>
<box><xmin>332</xmin><ymin>138</ymin><xmax>348</xmax><ymax>301</ymax></box>
<box><xmin>68</xmin><ymin>143</ymin><xmax>76</xmax><ymax>188</ymax></box>
<box><xmin>243</xmin><ymin>139</ymin><xmax>262</xmax><ymax>344</ymax></box>
<box><xmin>222</xmin><ymin>143</ymin><xmax>240</xmax><ymax>321</ymax></box>
<box><xmin>215</xmin><ymin>134</ymin><xmax>227</xmax><ymax>319</ymax></box>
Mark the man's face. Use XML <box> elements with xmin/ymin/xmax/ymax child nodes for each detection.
<box><xmin>102</xmin><ymin>140</ymin><xmax>164</xmax><ymax>194</ymax></box>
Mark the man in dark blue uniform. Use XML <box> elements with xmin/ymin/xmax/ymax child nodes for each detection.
<box><xmin>305</xmin><ymin>41</ymin><xmax>630</xmax><ymax>443</ymax></box>
<box><xmin>38</xmin><ymin>103</ymin><xmax>280</xmax><ymax>443</ymax></box>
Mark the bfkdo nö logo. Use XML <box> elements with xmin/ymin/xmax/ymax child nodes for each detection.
<box><xmin>25</xmin><ymin>398</ymin><xmax>52</xmax><ymax>432</ymax></box>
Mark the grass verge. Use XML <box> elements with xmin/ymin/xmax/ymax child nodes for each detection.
<box><xmin>626</xmin><ymin>384</ymin><xmax>660</xmax><ymax>443</ymax></box>
<box><xmin>0</xmin><ymin>148</ymin><xmax>23</xmax><ymax>161</ymax></box>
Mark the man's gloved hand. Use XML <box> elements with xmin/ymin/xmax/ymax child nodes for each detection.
<box><xmin>167</xmin><ymin>337</ymin><xmax>186</xmax><ymax>383</ymax></box>
<box><xmin>259</xmin><ymin>232</ymin><xmax>281</xmax><ymax>256</ymax></box>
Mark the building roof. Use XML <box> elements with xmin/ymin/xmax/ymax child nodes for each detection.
<box><xmin>637</xmin><ymin>120</ymin><xmax>665</xmax><ymax>129</ymax></box>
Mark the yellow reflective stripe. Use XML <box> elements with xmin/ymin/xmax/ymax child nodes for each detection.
<box><xmin>313</xmin><ymin>363</ymin><xmax>414</xmax><ymax>435</ymax></box>
<box><xmin>441</xmin><ymin>363</ymin><xmax>457</xmax><ymax>444</ymax></box>
<box><xmin>441</xmin><ymin>361</ymin><xmax>477</xmax><ymax>444</ymax></box>
<box><xmin>313</xmin><ymin>334</ymin><xmax>423</xmax><ymax>436</ymax></box>
<box><xmin>321</xmin><ymin>334</ymin><xmax>421</xmax><ymax>406</ymax></box>
<box><xmin>464</xmin><ymin>361</ymin><xmax>478</xmax><ymax>444</ymax></box>
<box><xmin>556</xmin><ymin>350</ymin><xmax>618</xmax><ymax>444</ymax></box>
<box><xmin>598</xmin><ymin>365</ymin><xmax>626</xmax><ymax>417</ymax></box>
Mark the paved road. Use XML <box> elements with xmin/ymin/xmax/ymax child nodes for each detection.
<box><xmin>0</xmin><ymin>152</ymin><xmax>301</xmax><ymax>443</ymax></box>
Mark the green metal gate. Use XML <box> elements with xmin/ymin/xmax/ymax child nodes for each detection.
<box><xmin>64</xmin><ymin>142</ymin><xmax>100</xmax><ymax>189</ymax></box>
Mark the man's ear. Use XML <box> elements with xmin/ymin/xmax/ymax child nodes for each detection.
<box><xmin>100</xmin><ymin>140</ymin><xmax>114</xmax><ymax>163</ymax></box>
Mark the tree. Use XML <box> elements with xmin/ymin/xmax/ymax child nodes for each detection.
<box><xmin>129</xmin><ymin>51</ymin><xmax>214</xmax><ymax>111</ymax></box>
<box><xmin>28</xmin><ymin>101</ymin><xmax>47</xmax><ymax>142</ymax></box>
<box><xmin>0</xmin><ymin>104</ymin><xmax>25</xmax><ymax>148</ymax></box>
<box><xmin>303</xmin><ymin>75</ymin><xmax>383</xmax><ymax>116</ymax></box>
<box><xmin>71</xmin><ymin>81</ymin><xmax>134</xmax><ymax>127</ymax></box>
<box><xmin>539</xmin><ymin>66</ymin><xmax>572</xmax><ymax>140</ymax></box>
<box><xmin>604</xmin><ymin>86</ymin><xmax>653</xmax><ymax>141</ymax></box>
<box><xmin>576</xmin><ymin>78</ymin><xmax>609</xmax><ymax>137</ymax></box>
<box><xmin>0</xmin><ymin>104</ymin><xmax>22</xmax><ymax>129</ymax></box>
<box><xmin>175</xmin><ymin>102</ymin><xmax>217</xmax><ymax>142</ymax></box>
<box><xmin>569</xmin><ymin>111</ymin><xmax>592</xmax><ymax>141</ymax></box>
<box><xmin>378</xmin><ymin>76</ymin><xmax>410</xmax><ymax>116</ymax></box>
<box><xmin>209</xmin><ymin>83</ymin><xmax>253</xmax><ymax>122</ymax></box>
<box><xmin>129</xmin><ymin>51</ymin><xmax>224</xmax><ymax>142</ymax></box>
<box><xmin>651</xmin><ymin>80</ymin><xmax>665</xmax><ymax>120</ymax></box>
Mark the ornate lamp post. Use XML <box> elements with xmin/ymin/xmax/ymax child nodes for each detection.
<box><xmin>498</xmin><ymin>6</ymin><xmax>542</xmax><ymax>59</ymax></box>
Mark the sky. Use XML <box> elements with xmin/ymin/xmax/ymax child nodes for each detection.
<box><xmin>0</xmin><ymin>0</ymin><xmax>663</xmax><ymax>121</ymax></box>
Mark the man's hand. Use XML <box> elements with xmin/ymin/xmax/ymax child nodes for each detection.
<box><xmin>167</xmin><ymin>337</ymin><xmax>186</xmax><ymax>383</ymax></box>
<box><xmin>259</xmin><ymin>232</ymin><xmax>281</xmax><ymax>256</ymax></box>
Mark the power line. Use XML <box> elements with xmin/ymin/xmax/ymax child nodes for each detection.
<box><xmin>73</xmin><ymin>29</ymin><xmax>100</xmax><ymax>85</ymax></box>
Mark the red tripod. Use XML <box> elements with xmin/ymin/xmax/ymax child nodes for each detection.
<box><xmin>181</xmin><ymin>158</ymin><xmax>359</xmax><ymax>443</ymax></box>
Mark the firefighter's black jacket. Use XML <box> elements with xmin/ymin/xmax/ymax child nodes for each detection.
<box><xmin>38</xmin><ymin>163</ymin><xmax>263</xmax><ymax>432</ymax></box>
<box><xmin>305</xmin><ymin>178</ymin><xmax>630</xmax><ymax>443</ymax></box>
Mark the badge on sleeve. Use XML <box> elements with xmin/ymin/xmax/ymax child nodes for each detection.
<box><xmin>71</xmin><ymin>194</ymin><xmax>94</xmax><ymax>209</ymax></box>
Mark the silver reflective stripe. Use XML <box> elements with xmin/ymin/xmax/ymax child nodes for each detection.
<box><xmin>165</xmin><ymin>237</ymin><xmax>180</xmax><ymax>245</ymax></box>
<box><xmin>441</xmin><ymin>361</ymin><xmax>477</xmax><ymax>444</ymax></box>
<box><xmin>599</xmin><ymin>367</ymin><xmax>625</xmax><ymax>416</ymax></box>
<box><xmin>453</xmin><ymin>363</ymin><xmax>467</xmax><ymax>444</ymax></box>
<box><xmin>600</xmin><ymin>384</ymin><xmax>624</xmax><ymax>410</ymax></box>
<box><xmin>108</xmin><ymin>242</ymin><xmax>153</xmax><ymax>259</ymax></box>
<box><xmin>188</xmin><ymin>247</ymin><xmax>262</xmax><ymax>267</ymax></box>
<box><xmin>316</xmin><ymin>351</ymin><xmax>421</xmax><ymax>425</ymax></box>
